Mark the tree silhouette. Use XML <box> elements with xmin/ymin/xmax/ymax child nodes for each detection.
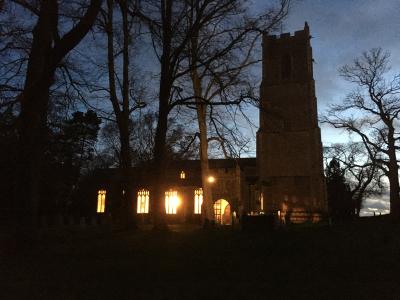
<box><xmin>324</xmin><ymin>143</ymin><xmax>384</xmax><ymax>216</ymax></box>
<box><xmin>323</xmin><ymin>48</ymin><xmax>400</xmax><ymax>219</ymax></box>
<box><xmin>326</xmin><ymin>159</ymin><xmax>353</xmax><ymax>221</ymax></box>
<box><xmin>11</xmin><ymin>0</ymin><xmax>103</xmax><ymax>235</ymax></box>
<box><xmin>135</xmin><ymin>0</ymin><xmax>290</xmax><ymax>229</ymax></box>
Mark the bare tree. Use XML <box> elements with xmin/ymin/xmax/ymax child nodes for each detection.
<box><xmin>11</xmin><ymin>0</ymin><xmax>103</xmax><ymax>233</ymax></box>
<box><xmin>64</xmin><ymin>0</ymin><xmax>146</xmax><ymax>228</ymax></box>
<box><xmin>99</xmin><ymin>111</ymin><xmax>199</xmax><ymax>166</ymax></box>
<box><xmin>99</xmin><ymin>0</ymin><xmax>144</xmax><ymax>228</ymax></box>
<box><xmin>323</xmin><ymin>48</ymin><xmax>400</xmax><ymax>219</ymax></box>
<box><xmin>183</xmin><ymin>0</ymin><xmax>290</xmax><ymax>224</ymax></box>
<box><xmin>0</xmin><ymin>3</ymin><xmax>33</xmax><ymax>112</ymax></box>
<box><xmin>132</xmin><ymin>0</ymin><xmax>219</xmax><ymax>229</ymax></box>
<box><xmin>135</xmin><ymin>0</ymin><xmax>290</xmax><ymax>229</ymax></box>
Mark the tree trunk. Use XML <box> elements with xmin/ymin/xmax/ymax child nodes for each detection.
<box><xmin>15</xmin><ymin>1</ymin><xmax>56</xmax><ymax>238</ymax></box>
<box><xmin>188</xmin><ymin>18</ymin><xmax>215</xmax><ymax>225</ymax></box>
<box><xmin>387</xmin><ymin>131</ymin><xmax>400</xmax><ymax>220</ymax></box>
<box><xmin>118</xmin><ymin>118</ymin><xmax>132</xmax><ymax>169</ymax></box>
<box><xmin>120</xmin><ymin>0</ymin><xmax>136</xmax><ymax>229</ymax></box>
<box><xmin>198</xmin><ymin>109</ymin><xmax>215</xmax><ymax>225</ymax></box>
<box><xmin>151</xmin><ymin>86</ymin><xmax>169</xmax><ymax>230</ymax></box>
<box><xmin>191</xmin><ymin>70</ymin><xmax>214</xmax><ymax>225</ymax></box>
<box><xmin>17</xmin><ymin>87</ymin><xmax>50</xmax><ymax>236</ymax></box>
<box><xmin>118</xmin><ymin>116</ymin><xmax>136</xmax><ymax>229</ymax></box>
<box><xmin>14</xmin><ymin>0</ymin><xmax>102</xmax><ymax>241</ymax></box>
<box><xmin>105</xmin><ymin>0</ymin><xmax>137</xmax><ymax>229</ymax></box>
<box><xmin>354</xmin><ymin>195</ymin><xmax>362</xmax><ymax>217</ymax></box>
<box><xmin>150</xmin><ymin>0</ymin><xmax>173</xmax><ymax>231</ymax></box>
<box><xmin>388</xmin><ymin>161</ymin><xmax>400</xmax><ymax>219</ymax></box>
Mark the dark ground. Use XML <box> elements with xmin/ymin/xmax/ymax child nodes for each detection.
<box><xmin>2</xmin><ymin>218</ymin><xmax>400</xmax><ymax>299</ymax></box>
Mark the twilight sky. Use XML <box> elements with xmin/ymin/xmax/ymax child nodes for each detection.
<box><xmin>253</xmin><ymin>0</ymin><xmax>400</xmax><ymax>215</ymax></box>
<box><xmin>277</xmin><ymin>0</ymin><xmax>400</xmax><ymax>145</ymax></box>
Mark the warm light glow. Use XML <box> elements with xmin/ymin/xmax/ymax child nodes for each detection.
<box><xmin>97</xmin><ymin>190</ymin><xmax>106</xmax><ymax>213</ymax></box>
<box><xmin>207</xmin><ymin>176</ymin><xmax>215</xmax><ymax>183</ymax></box>
<box><xmin>137</xmin><ymin>189</ymin><xmax>149</xmax><ymax>213</ymax></box>
<box><xmin>214</xmin><ymin>199</ymin><xmax>230</xmax><ymax>224</ymax></box>
<box><xmin>194</xmin><ymin>188</ymin><xmax>203</xmax><ymax>214</ymax></box>
<box><xmin>180</xmin><ymin>171</ymin><xmax>186</xmax><ymax>179</ymax></box>
<box><xmin>165</xmin><ymin>190</ymin><xmax>180</xmax><ymax>214</ymax></box>
<box><xmin>260</xmin><ymin>193</ymin><xmax>264</xmax><ymax>211</ymax></box>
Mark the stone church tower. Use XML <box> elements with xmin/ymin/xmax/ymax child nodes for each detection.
<box><xmin>257</xmin><ymin>23</ymin><xmax>327</xmax><ymax>220</ymax></box>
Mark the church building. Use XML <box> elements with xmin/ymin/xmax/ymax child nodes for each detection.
<box><xmin>89</xmin><ymin>23</ymin><xmax>327</xmax><ymax>225</ymax></box>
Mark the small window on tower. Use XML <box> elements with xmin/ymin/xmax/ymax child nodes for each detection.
<box><xmin>97</xmin><ymin>190</ymin><xmax>106</xmax><ymax>213</ymax></box>
<box><xmin>180</xmin><ymin>171</ymin><xmax>186</xmax><ymax>179</ymax></box>
<box><xmin>281</xmin><ymin>54</ymin><xmax>292</xmax><ymax>79</ymax></box>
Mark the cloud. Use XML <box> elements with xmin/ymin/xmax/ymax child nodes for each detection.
<box><xmin>280</xmin><ymin>0</ymin><xmax>400</xmax><ymax>110</ymax></box>
<box><xmin>364</xmin><ymin>198</ymin><xmax>390</xmax><ymax>210</ymax></box>
<box><xmin>266</xmin><ymin>0</ymin><xmax>400</xmax><ymax>147</ymax></box>
<box><xmin>361</xmin><ymin>196</ymin><xmax>390</xmax><ymax>216</ymax></box>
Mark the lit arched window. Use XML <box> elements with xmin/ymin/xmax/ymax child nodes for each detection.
<box><xmin>97</xmin><ymin>190</ymin><xmax>106</xmax><ymax>213</ymax></box>
<box><xmin>214</xmin><ymin>199</ymin><xmax>230</xmax><ymax>225</ymax></box>
<box><xmin>194</xmin><ymin>188</ymin><xmax>203</xmax><ymax>214</ymax></box>
<box><xmin>165</xmin><ymin>190</ymin><xmax>179</xmax><ymax>214</ymax></box>
<box><xmin>137</xmin><ymin>189</ymin><xmax>150</xmax><ymax>214</ymax></box>
<box><xmin>281</xmin><ymin>54</ymin><xmax>292</xmax><ymax>79</ymax></box>
<box><xmin>180</xmin><ymin>171</ymin><xmax>186</xmax><ymax>179</ymax></box>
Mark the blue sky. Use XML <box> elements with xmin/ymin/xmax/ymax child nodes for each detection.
<box><xmin>243</xmin><ymin>0</ymin><xmax>400</xmax><ymax>149</ymax></box>
<box><xmin>278</xmin><ymin>0</ymin><xmax>400</xmax><ymax>145</ymax></box>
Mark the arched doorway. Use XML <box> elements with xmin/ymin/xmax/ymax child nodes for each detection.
<box><xmin>214</xmin><ymin>199</ymin><xmax>231</xmax><ymax>225</ymax></box>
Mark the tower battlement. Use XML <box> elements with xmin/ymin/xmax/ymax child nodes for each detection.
<box><xmin>264</xmin><ymin>22</ymin><xmax>310</xmax><ymax>41</ymax></box>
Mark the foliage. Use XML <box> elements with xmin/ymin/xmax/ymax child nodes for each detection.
<box><xmin>325</xmin><ymin>159</ymin><xmax>353</xmax><ymax>220</ymax></box>
<box><xmin>40</xmin><ymin>110</ymin><xmax>101</xmax><ymax>214</ymax></box>
<box><xmin>50</xmin><ymin>110</ymin><xmax>101</xmax><ymax>171</ymax></box>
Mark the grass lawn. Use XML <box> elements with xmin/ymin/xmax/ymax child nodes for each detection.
<box><xmin>2</xmin><ymin>218</ymin><xmax>400</xmax><ymax>299</ymax></box>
